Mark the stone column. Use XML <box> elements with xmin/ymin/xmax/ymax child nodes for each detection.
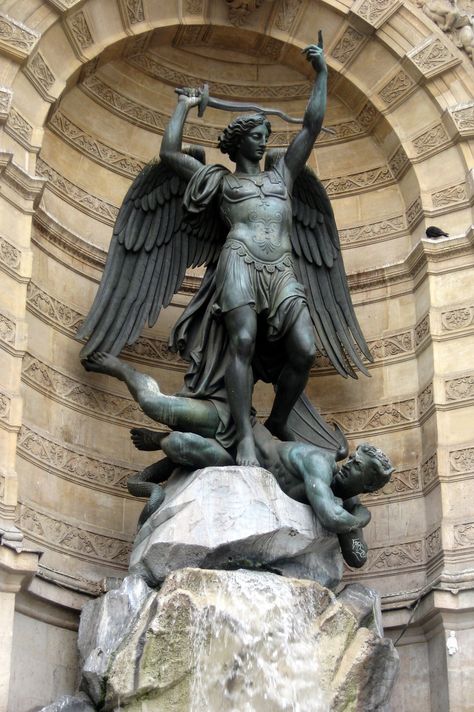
<box><xmin>0</xmin><ymin>155</ymin><xmax>44</xmax><ymax>546</ymax></box>
<box><xmin>0</xmin><ymin>541</ymin><xmax>39</xmax><ymax>711</ymax></box>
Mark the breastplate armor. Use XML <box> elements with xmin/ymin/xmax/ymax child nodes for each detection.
<box><xmin>222</xmin><ymin>169</ymin><xmax>288</xmax><ymax>204</ymax></box>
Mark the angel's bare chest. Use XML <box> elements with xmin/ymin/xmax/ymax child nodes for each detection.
<box><xmin>220</xmin><ymin>171</ymin><xmax>293</xmax><ymax>259</ymax></box>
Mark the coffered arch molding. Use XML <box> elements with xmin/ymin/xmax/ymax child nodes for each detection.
<box><xmin>1</xmin><ymin>0</ymin><xmax>473</xmax><ymax>225</ymax></box>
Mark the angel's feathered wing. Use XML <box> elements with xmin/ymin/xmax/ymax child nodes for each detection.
<box><xmin>77</xmin><ymin>148</ymin><xmax>226</xmax><ymax>357</ymax></box>
<box><xmin>290</xmin><ymin>162</ymin><xmax>372</xmax><ymax>378</ymax></box>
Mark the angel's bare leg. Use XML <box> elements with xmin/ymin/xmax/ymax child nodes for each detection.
<box><xmin>265</xmin><ymin>309</ymin><xmax>316</xmax><ymax>441</ymax></box>
<box><xmin>82</xmin><ymin>352</ymin><xmax>219</xmax><ymax>437</ymax></box>
<box><xmin>224</xmin><ymin>305</ymin><xmax>259</xmax><ymax>467</ymax></box>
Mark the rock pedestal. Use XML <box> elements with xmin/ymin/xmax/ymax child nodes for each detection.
<box><xmin>75</xmin><ymin>570</ymin><xmax>399</xmax><ymax>712</ymax></box>
<box><xmin>129</xmin><ymin>466</ymin><xmax>344</xmax><ymax>589</ymax></box>
<box><xmin>41</xmin><ymin>466</ymin><xmax>399</xmax><ymax>711</ymax></box>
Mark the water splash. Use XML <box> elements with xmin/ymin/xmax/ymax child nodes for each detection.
<box><xmin>188</xmin><ymin>570</ymin><xmax>331</xmax><ymax>712</ymax></box>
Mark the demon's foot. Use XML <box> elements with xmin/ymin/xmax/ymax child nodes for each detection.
<box><xmin>82</xmin><ymin>352</ymin><xmax>126</xmax><ymax>379</ymax></box>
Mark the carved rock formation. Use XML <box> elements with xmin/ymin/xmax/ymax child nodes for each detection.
<box><xmin>129</xmin><ymin>465</ymin><xmax>344</xmax><ymax>589</ymax></box>
<box><xmin>73</xmin><ymin>570</ymin><xmax>399</xmax><ymax>711</ymax></box>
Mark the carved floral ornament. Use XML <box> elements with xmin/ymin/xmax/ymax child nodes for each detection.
<box><xmin>24</xmin><ymin>52</ymin><xmax>56</xmax><ymax>101</ymax></box>
<box><xmin>16</xmin><ymin>502</ymin><xmax>132</xmax><ymax>568</ymax></box>
<box><xmin>17</xmin><ymin>424</ymin><xmax>135</xmax><ymax>494</ymax></box>
<box><xmin>0</xmin><ymin>13</ymin><xmax>39</xmax><ymax>60</ymax></box>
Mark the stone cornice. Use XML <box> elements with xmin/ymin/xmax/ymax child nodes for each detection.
<box><xmin>31</xmin><ymin>210</ymin><xmax>474</xmax><ymax>309</ymax></box>
<box><xmin>327</xmin><ymin>394</ymin><xmax>421</xmax><ymax>439</ymax></box>
<box><xmin>124</xmin><ymin>49</ymin><xmax>312</xmax><ymax>102</ymax></box>
<box><xmin>17</xmin><ymin>423</ymin><xmax>138</xmax><ymax>498</ymax></box>
<box><xmin>16</xmin><ymin>501</ymin><xmax>132</xmax><ymax>569</ymax></box>
<box><xmin>19</xmin><ymin>350</ymin><xmax>444</xmax><ymax>438</ymax></box>
<box><xmin>32</xmin><ymin>209</ymin><xmax>106</xmax><ymax>277</ymax></box>
<box><xmin>118</xmin><ymin>0</ymin><xmax>145</xmax><ymax>29</ymax></box>
<box><xmin>348</xmin><ymin>227</ymin><xmax>474</xmax><ymax>298</ymax></box>
<box><xmin>36</xmin><ymin>158</ymin><xmax>119</xmax><ymax>225</ymax></box>
<box><xmin>344</xmin><ymin>533</ymin><xmax>434</xmax><ymax>580</ymax></box>
<box><xmin>27</xmin><ymin>279</ymin><xmax>187</xmax><ymax>371</ymax></box>
<box><xmin>329</xmin><ymin>24</ymin><xmax>368</xmax><ymax>68</ymax></box>
<box><xmin>62</xmin><ymin>9</ymin><xmax>95</xmax><ymax>63</ymax></box>
<box><xmin>405</xmin><ymin>35</ymin><xmax>462</xmax><ymax>81</ymax></box>
<box><xmin>361</xmin><ymin>464</ymin><xmax>422</xmax><ymax>505</ymax></box>
<box><xmin>0</xmin><ymin>152</ymin><xmax>46</xmax><ymax>210</ymax></box>
<box><xmin>338</xmin><ymin>213</ymin><xmax>406</xmax><ymax>248</ymax></box>
<box><xmin>0</xmin><ymin>87</ymin><xmax>12</xmax><ymax>123</ymax></box>
<box><xmin>24</xmin><ymin>51</ymin><xmax>58</xmax><ymax>104</ymax></box>
<box><xmin>24</xmin><ymin>277</ymin><xmax>432</xmax><ymax>376</ymax></box>
<box><xmin>0</xmin><ymin>309</ymin><xmax>26</xmax><ymax>358</ymax></box>
<box><xmin>45</xmin><ymin>0</ymin><xmax>83</xmax><ymax>11</ymax></box>
<box><xmin>47</xmin><ymin>109</ymin><xmax>146</xmax><ymax>178</ymax></box>
<box><xmin>31</xmin><ymin>208</ymin><xmax>200</xmax><ymax>295</ymax></box>
<box><xmin>21</xmin><ymin>352</ymin><xmax>157</xmax><ymax>429</ymax></box>
<box><xmin>4</xmin><ymin>106</ymin><xmax>41</xmax><ymax>153</ymax></box>
<box><xmin>78</xmin><ymin>61</ymin><xmax>379</xmax><ymax>148</ymax></box>
<box><xmin>322</xmin><ymin>164</ymin><xmax>396</xmax><ymax>197</ymax></box>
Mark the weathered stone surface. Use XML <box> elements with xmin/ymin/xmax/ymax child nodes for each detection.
<box><xmin>337</xmin><ymin>581</ymin><xmax>384</xmax><ymax>636</ymax></box>
<box><xmin>40</xmin><ymin>693</ymin><xmax>96</xmax><ymax>711</ymax></box>
<box><xmin>129</xmin><ymin>466</ymin><xmax>344</xmax><ymax>588</ymax></box>
<box><xmin>77</xmin><ymin>575</ymin><xmax>152</xmax><ymax>705</ymax></box>
<box><xmin>78</xmin><ymin>569</ymin><xmax>398</xmax><ymax>711</ymax></box>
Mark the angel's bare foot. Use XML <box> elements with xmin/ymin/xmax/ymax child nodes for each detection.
<box><xmin>130</xmin><ymin>428</ymin><xmax>166</xmax><ymax>451</ymax></box>
<box><xmin>82</xmin><ymin>352</ymin><xmax>126</xmax><ymax>379</ymax></box>
<box><xmin>236</xmin><ymin>435</ymin><xmax>259</xmax><ymax>467</ymax></box>
<box><xmin>264</xmin><ymin>418</ymin><xmax>296</xmax><ymax>442</ymax></box>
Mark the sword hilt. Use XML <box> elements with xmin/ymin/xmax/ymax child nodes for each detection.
<box><xmin>197</xmin><ymin>83</ymin><xmax>209</xmax><ymax>118</ymax></box>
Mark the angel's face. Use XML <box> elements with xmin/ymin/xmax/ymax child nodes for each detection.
<box><xmin>237</xmin><ymin>124</ymin><xmax>269</xmax><ymax>163</ymax></box>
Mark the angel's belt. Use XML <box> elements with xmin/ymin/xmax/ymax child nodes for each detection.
<box><xmin>223</xmin><ymin>239</ymin><xmax>294</xmax><ymax>274</ymax></box>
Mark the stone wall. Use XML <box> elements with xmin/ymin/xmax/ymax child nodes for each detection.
<box><xmin>0</xmin><ymin>0</ymin><xmax>473</xmax><ymax>709</ymax></box>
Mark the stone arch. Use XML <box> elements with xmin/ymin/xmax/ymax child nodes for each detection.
<box><xmin>2</xmin><ymin>0</ymin><xmax>472</xmax><ymax>254</ymax></box>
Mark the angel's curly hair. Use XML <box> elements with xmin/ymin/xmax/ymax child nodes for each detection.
<box><xmin>218</xmin><ymin>114</ymin><xmax>272</xmax><ymax>161</ymax></box>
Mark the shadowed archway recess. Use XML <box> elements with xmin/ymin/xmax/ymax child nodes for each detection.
<box><xmin>1</xmin><ymin>2</ymin><xmax>474</xmax><ymax>710</ymax></box>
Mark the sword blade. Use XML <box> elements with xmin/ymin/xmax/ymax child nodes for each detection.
<box><xmin>205</xmin><ymin>94</ymin><xmax>303</xmax><ymax>124</ymax></box>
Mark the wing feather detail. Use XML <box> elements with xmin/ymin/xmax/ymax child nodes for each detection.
<box><xmin>291</xmin><ymin>165</ymin><xmax>372</xmax><ymax>377</ymax></box>
<box><xmin>77</xmin><ymin>151</ymin><xmax>226</xmax><ymax>357</ymax></box>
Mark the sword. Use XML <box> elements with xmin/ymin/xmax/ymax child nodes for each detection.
<box><xmin>175</xmin><ymin>83</ymin><xmax>335</xmax><ymax>134</ymax></box>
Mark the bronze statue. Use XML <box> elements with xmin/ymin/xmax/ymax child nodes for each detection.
<box><xmin>77</xmin><ymin>34</ymin><xmax>372</xmax><ymax>466</ymax></box>
<box><xmin>83</xmin><ymin>352</ymin><xmax>393</xmax><ymax>568</ymax></box>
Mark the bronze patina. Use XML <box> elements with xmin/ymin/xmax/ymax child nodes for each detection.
<box><xmin>77</xmin><ymin>34</ymin><xmax>372</xmax><ymax>467</ymax></box>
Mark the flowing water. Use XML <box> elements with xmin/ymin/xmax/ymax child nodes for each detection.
<box><xmin>188</xmin><ymin>570</ymin><xmax>331</xmax><ymax>712</ymax></box>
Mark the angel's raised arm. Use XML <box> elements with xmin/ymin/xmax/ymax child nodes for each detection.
<box><xmin>160</xmin><ymin>89</ymin><xmax>204</xmax><ymax>180</ymax></box>
<box><xmin>283</xmin><ymin>34</ymin><xmax>327</xmax><ymax>185</ymax></box>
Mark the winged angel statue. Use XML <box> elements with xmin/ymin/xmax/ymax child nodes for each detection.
<box><xmin>78</xmin><ymin>37</ymin><xmax>372</xmax><ymax>466</ymax></box>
